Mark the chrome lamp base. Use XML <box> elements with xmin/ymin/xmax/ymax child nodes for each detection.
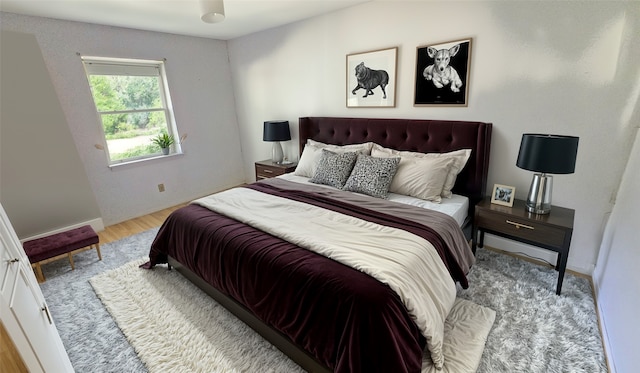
<box><xmin>271</xmin><ymin>141</ymin><xmax>284</xmax><ymax>164</ymax></box>
<box><xmin>525</xmin><ymin>173</ymin><xmax>552</xmax><ymax>214</ymax></box>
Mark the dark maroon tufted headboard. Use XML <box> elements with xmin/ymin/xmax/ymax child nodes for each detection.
<box><xmin>299</xmin><ymin>117</ymin><xmax>492</xmax><ymax>224</ymax></box>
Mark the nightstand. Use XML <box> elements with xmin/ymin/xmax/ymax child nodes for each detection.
<box><xmin>255</xmin><ymin>159</ymin><xmax>297</xmax><ymax>180</ymax></box>
<box><xmin>473</xmin><ymin>197</ymin><xmax>575</xmax><ymax>295</ymax></box>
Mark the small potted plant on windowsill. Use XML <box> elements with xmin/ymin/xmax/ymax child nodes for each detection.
<box><xmin>151</xmin><ymin>132</ymin><xmax>175</xmax><ymax>155</ymax></box>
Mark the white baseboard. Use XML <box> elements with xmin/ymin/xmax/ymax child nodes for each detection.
<box><xmin>592</xmin><ymin>270</ymin><xmax>616</xmax><ymax>373</ymax></box>
<box><xmin>482</xmin><ymin>234</ymin><xmax>594</xmax><ymax>275</ymax></box>
<box><xmin>19</xmin><ymin>218</ymin><xmax>105</xmax><ymax>244</ymax></box>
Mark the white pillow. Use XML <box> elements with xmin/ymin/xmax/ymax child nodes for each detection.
<box><xmin>307</xmin><ymin>139</ymin><xmax>374</xmax><ymax>154</ymax></box>
<box><xmin>294</xmin><ymin>141</ymin><xmax>373</xmax><ymax>178</ymax></box>
<box><xmin>294</xmin><ymin>144</ymin><xmax>322</xmax><ymax>177</ymax></box>
<box><xmin>371</xmin><ymin>144</ymin><xmax>471</xmax><ymax>198</ymax></box>
<box><xmin>428</xmin><ymin>149</ymin><xmax>471</xmax><ymax>198</ymax></box>
<box><xmin>373</xmin><ymin>149</ymin><xmax>452</xmax><ymax>202</ymax></box>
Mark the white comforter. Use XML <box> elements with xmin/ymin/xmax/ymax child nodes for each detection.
<box><xmin>192</xmin><ymin>187</ymin><xmax>457</xmax><ymax>369</ymax></box>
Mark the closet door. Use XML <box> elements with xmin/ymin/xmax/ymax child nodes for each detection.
<box><xmin>0</xmin><ymin>204</ymin><xmax>73</xmax><ymax>373</ymax></box>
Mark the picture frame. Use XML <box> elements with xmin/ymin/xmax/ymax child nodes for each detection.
<box><xmin>491</xmin><ymin>184</ymin><xmax>516</xmax><ymax>207</ymax></box>
<box><xmin>346</xmin><ymin>47</ymin><xmax>397</xmax><ymax>108</ymax></box>
<box><xmin>414</xmin><ymin>38</ymin><xmax>472</xmax><ymax>106</ymax></box>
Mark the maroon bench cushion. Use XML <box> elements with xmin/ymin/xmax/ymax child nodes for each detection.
<box><xmin>23</xmin><ymin>225</ymin><xmax>99</xmax><ymax>263</ymax></box>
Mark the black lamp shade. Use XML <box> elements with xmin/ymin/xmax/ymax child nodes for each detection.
<box><xmin>263</xmin><ymin>121</ymin><xmax>291</xmax><ymax>142</ymax></box>
<box><xmin>516</xmin><ymin>134</ymin><xmax>579</xmax><ymax>174</ymax></box>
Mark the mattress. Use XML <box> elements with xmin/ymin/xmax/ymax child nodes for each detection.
<box><xmin>278</xmin><ymin>173</ymin><xmax>470</xmax><ymax>226</ymax></box>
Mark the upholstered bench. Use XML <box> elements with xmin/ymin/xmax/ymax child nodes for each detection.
<box><xmin>23</xmin><ymin>225</ymin><xmax>101</xmax><ymax>282</ymax></box>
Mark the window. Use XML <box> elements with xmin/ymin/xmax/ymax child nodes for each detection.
<box><xmin>82</xmin><ymin>56</ymin><xmax>181</xmax><ymax>165</ymax></box>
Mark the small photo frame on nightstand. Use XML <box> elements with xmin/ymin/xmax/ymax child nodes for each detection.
<box><xmin>491</xmin><ymin>184</ymin><xmax>516</xmax><ymax>207</ymax></box>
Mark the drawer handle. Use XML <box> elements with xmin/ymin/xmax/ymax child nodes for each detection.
<box><xmin>42</xmin><ymin>304</ymin><xmax>53</xmax><ymax>325</ymax></box>
<box><xmin>262</xmin><ymin>169</ymin><xmax>273</xmax><ymax>173</ymax></box>
<box><xmin>506</xmin><ymin>220</ymin><xmax>534</xmax><ymax>230</ymax></box>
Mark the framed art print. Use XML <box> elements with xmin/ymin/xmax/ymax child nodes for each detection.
<box><xmin>491</xmin><ymin>184</ymin><xmax>516</xmax><ymax>207</ymax></box>
<box><xmin>414</xmin><ymin>38</ymin><xmax>472</xmax><ymax>106</ymax></box>
<box><xmin>346</xmin><ymin>47</ymin><xmax>397</xmax><ymax>108</ymax></box>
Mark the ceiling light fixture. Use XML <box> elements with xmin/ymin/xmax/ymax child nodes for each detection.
<box><xmin>200</xmin><ymin>0</ymin><xmax>225</xmax><ymax>23</ymax></box>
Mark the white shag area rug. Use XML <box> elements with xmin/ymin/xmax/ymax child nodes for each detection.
<box><xmin>90</xmin><ymin>258</ymin><xmax>495</xmax><ymax>373</ymax></box>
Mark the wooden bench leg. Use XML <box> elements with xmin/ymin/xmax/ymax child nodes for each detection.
<box><xmin>95</xmin><ymin>243</ymin><xmax>102</xmax><ymax>261</ymax></box>
<box><xmin>68</xmin><ymin>253</ymin><xmax>75</xmax><ymax>270</ymax></box>
<box><xmin>32</xmin><ymin>263</ymin><xmax>45</xmax><ymax>283</ymax></box>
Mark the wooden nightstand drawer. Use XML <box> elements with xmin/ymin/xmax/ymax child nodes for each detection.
<box><xmin>256</xmin><ymin>165</ymin><xmax>282</xmax><ymax>179</ymax></box>
<box><xmin>255</xmin><ymin>160</ymin><xmax>297</xmax><ymax>180</ymax></box>
<box><xmin>476</xmin><ymin>210</ymin><xmax>567</xmax><ymax>248</ymax></box>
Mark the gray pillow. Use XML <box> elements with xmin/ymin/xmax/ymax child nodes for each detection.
<box><xmin>309</xmin><ymin>149</ymin><xmax>358</xmax><ymax>189</ymax></box>
<box><xmin>343</xmin><ymin>154</ymin><xmax>400</xmax><ymax>198</ymax></box>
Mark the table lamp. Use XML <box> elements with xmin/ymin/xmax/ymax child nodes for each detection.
<box><xmin>516</xmin><ymin>134</ymin><xmax>579</xmax><ymax>214</ymax></box>
<box><xmin>263</xmin><ymin>120</ymin><xmax>291</xmax><ymax>164</ymax></box>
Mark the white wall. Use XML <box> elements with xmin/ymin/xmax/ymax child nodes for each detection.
<box><xmin>227</xmin><ymin>1</ymin><xmax>640</xmax><ymax>275</ymax></box>
<box><xmin>0</xmin><ymin>13</ymin><xmax>245</xmax><ymax>227</ymax></box>
<box><xmin>593</xmin><ymin>127</ymin><xmax>640</xmax><ymax>373</ymax></box>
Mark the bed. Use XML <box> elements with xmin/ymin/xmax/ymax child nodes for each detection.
<box><xmin>144</xmin><ymin>117</ymin><xmax>492</xmax><ymax>372</ymax></box>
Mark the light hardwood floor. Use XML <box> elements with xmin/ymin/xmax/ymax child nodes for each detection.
<box><xmin>0</xmin><ymin>322</ymin><xmax>28</xmax><ymax>373</ymax></box>
<box><xmin>96</xmin><ymin>203</ymin><xmax>187</xmax><ymax>244</ymax></box>
<box><xmin>0</xmin><ymin>203</ymin><xmax>186</xmax><ymax>373</ymax></box>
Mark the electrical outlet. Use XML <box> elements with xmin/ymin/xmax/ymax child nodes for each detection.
<box><xmin>158</xmin><ymin>183</ymin><xmax>165</xmax><ymax>192</ymax></box>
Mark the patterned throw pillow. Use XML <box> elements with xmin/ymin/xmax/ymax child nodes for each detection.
<box><xmin>295</xmin><ymin>141</ymin><xmax>373</xmax><ymax>177</ymax></box>
<box><xmin>343</xmin><ymin>154</ymin><xmax>400</xmax><ymax>199</ymax></box>
<box><xmin>309</xmin><ymin>149</ymin><xmax>358</xmax><ymax>188</ymax></box>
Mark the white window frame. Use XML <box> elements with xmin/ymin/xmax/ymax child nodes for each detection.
<box><xmin>82</xmin><ymin>56</ymin><xmax>181</xmax><ymax>167</ymax></box>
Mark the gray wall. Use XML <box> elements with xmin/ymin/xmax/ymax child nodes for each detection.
<box><xmin>0</xmin><ymin>13</ymin><xmax>246</xmax><ymax>231</ymax></box>
<box><xmin>1</xmin><ymin>30</ymin><xmax>101</xmax><ymax>238</ymax></box>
